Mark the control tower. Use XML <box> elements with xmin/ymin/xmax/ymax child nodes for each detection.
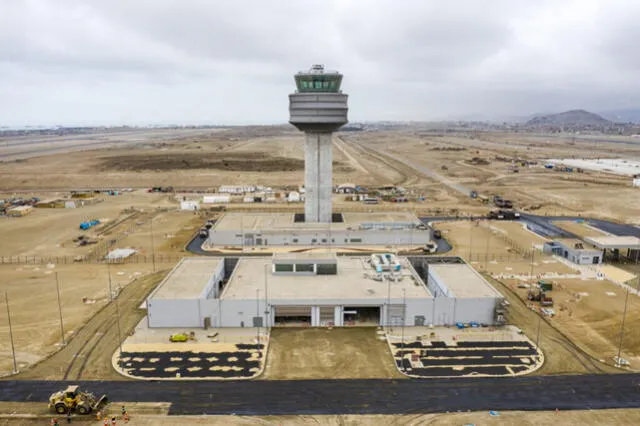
<box><xmin>289</xmin><ymin>65</ymin><xmax>349</xmax><ymax>223</ymax></box>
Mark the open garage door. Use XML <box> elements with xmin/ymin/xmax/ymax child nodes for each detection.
<box><xmin>274</xmin><ymin>305</ymin><xmax>311</xmax><ymax>327</ymax></box>
<box><xmin>343</xmin><ymin>306</ymin><xmax>380</xmax><ymax>326</ymax></box>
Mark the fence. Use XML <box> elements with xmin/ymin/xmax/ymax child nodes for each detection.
<box><xmin>0</xmin><ymin>254</ymin><xmax>184</xmax><ymax>266</ymax></box>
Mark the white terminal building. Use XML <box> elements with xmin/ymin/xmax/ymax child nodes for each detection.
<box><xmin>146</xmin><ymin>255</ymin><xmax>506</xmax><ymax>329</ymax></box>
<box><xmin>205</xmin><ymin>211</ymin><xmax>432</xmax><ymax>248</ymax></box>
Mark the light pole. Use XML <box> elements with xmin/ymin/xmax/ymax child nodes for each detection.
<box><xmin>150</xmin><ymin>215</ymin><xmax>156</xmax><ymax>272</ymax></box>
<box><xmin>256</xmin><ymin>289</ymin><xmax>261</xmax><ymax>350</ymax></box>
<box><xmin>4</xmin><ymin>292</ymin><xmax>18</xmax><ymax>373</ymax></box>
<box><xmin>615</xmin><ymin>276</ymin><xmax>639</xmax><ymax>366</ymax></box>
<box><xmin>108</xmin><ymin>260</ymin><xmax>124</xmax><ymax>361</ymax></box>
<box><xmin>468</xmin><ymin>217</ymin><xmax>473</xmax><ymax>262</ymax></box>
<box><xmin>401</xmin><ymin>288</ymin><xmax>406</xmax><ymax>371</ymax></box>
<box><xmin>264</xmin><ymin>263</ymin><xmax>269</xmax><ymax>329</ymax></box>
<box><xmin>55</xmin><ymin>272</ymin><xmax>66</xmax><ymax>345</ymax></box>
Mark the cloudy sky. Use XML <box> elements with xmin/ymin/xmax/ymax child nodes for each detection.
<box><xmin>1</xmin><ymin>0</ymin><xmax>639</xmax><ymax>126</ymax></box>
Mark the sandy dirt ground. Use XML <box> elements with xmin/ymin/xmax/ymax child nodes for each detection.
<box><xmin>0</xmin><ymin>267</ymin><xmax>169</xmax><ymax>378</ymax></box>
<box><xmin>0</xmin><ymin>191</ymin><xmax>184</xmax><ymax>258</ymax></box>
<box><xmin>436</xmin><ymin>220</ymin><xmax>576</xmax><ymax>276</ymax></box>
<box><xmin>13</xmin><ymin>271</ymin><xmax>168</xmax><ymax>381</ymax></box>
<box><xmin>5</xmin><ymin>407</ymin><xmax>640</xmax><ymax>425</ymax></box>
<box><xmin>262</xmin><ymin>328</ymin><xmax>403</xmax><ymax>380</ymax></box>
<box><xmin>504</xmin><ymin>276</ymin><xmax>640</xmax><ymax>367</ymax></box>
<box><xmin>486</xmin><ymin>275</ymin><xmax>616</xmax><ymax>375</ymax></box>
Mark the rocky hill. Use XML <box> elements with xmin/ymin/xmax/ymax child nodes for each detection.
<box><xmin>526</xmin><ymin>109</ymin><xmax>612</xmax><ymax>127</ymax></box>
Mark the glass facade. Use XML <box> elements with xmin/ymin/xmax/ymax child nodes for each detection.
<box><xmin>295</xmin><ymin>74</ymin><xmax>342</xmax><ymax>93</ymax></box>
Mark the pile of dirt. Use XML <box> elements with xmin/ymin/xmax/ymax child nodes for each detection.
<box><xmin>98</xmin><ymin>153</ymin><xmax>306</xmax><ymax>172</ymax></box>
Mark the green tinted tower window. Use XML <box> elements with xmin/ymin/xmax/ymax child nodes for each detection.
<box><xmin>294</xmin><ymin>64</ymin><xmax>343</xmax><ymax>93</ymax></box>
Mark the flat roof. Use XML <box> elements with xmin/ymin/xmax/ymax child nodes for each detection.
<box><xmin>555</xmin><ymin>238</ymin><xmax>599</xmax><ymax>251</ymax></box>
<box><xmin>584</xmin><ymin>235</ymin><xmax>640</xmax><ymax>249</ymax></box>
<box><xmin>213</xmin><ymin>212</ymin><xmax>421</xmax><ymax>231</ymax></box>
<box><xmin>151</xmin><ymin>258</ymin><xmax>222</xmax><ymax>299</ymax></box>
<box><xmin>429</xmin><ymin>264</ymin><xmax>502</xmax><ymax>298</ymax></box>
<box><xmin>222</xmin><ymin>256</ymin><xmax>432</xmax><ymax>301</ymax></box>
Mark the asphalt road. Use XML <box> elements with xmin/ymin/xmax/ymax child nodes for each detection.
<box><xmin>3</xmin><ymin>374</ymin><xmax>640</xmax><ymax>415</ymax></box>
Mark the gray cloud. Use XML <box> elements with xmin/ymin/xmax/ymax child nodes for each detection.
<box><xmin>1</xmin><ymin>0</ymin><xmax>639</xmax><ymax>126</ymax></box>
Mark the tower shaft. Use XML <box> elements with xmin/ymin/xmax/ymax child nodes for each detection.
<box><xmin>304</xmin><ymin>132</ymin><xmax>333</xmax><ymax>223</ymax></box>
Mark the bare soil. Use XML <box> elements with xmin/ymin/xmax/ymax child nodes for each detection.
<box><xmin>5</xmin><ymin>407</ymin><xmax>640</xmax><ymax>425</ymax></box>
<box><xmin>262</xmin><ymin>327</ymin><xmax>403</xmax><ymax>380</ymax></box>
<box><xmin>12</xmin><ymin>271</ymin><xmax>167</xmax><ymax>381</ymax></box>
<box><xmin>504</xmin><ymin>276</ymin><xmax>640</xmax><ymax>367</ymax></box>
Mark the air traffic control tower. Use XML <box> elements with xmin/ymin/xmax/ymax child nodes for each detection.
<box><xmin>289</xmin><ymin>65</ymin><xmax>349</xmax><ymax>223</ymax></box>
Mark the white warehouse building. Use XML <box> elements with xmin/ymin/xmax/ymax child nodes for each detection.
<box><xmin>146</xmin><ymin>255</ymin><xmax>506</xmax><ymax>329</ymax></box>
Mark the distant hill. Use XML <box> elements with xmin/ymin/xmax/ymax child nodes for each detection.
<box><xmin>526</xmin><ymin>109</ymin><xmax>612</xmax><ymax>126</ymax></box>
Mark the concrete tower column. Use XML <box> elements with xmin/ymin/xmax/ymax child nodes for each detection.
<box><xmin>304</xmin><ymin>132</ymin><xmax>333</xmax><ymax>223</ymax></box>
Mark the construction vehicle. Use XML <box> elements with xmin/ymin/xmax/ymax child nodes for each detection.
<box><xmin>48</xmin><ymin>385</ymin><xmax>107</xmax><ymax>415</ymax></box>
<box><xmin>488</xmin><ymin>209</ymin><xmax>520</xmax><ymax>220</ymax></box>
<box><xmin>527</xmin><ymin>287</ymin><xmax>554</xmax><ymax>306</ymax></box>
<box><xmin>170</xmin><ymin>331</ymin><xmax>197</xmax><ymax>342</ymax></box>
<box><xmin>423</xmin><ymin>242</ymin><xmax>437</xmax><ymax>254</ymax></box>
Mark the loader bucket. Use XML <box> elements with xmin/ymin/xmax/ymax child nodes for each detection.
<box><xmin>92</xmin><ymin>395</ymin><xmax>108</xmax><ymax>411</ymax></box>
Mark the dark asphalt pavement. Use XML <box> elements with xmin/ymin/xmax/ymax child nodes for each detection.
<box><xmin>3</xmin><ymin>374</ymin><xmax>640</xmax><ymax>415</ymax></box>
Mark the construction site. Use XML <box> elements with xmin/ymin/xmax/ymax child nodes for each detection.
<box><xmin>1</xmin><ymin>66</ymin><xmax>640</xmax><ymax>424</ymax></box>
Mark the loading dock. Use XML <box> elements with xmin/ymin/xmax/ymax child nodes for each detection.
<box><xmin>274</xmin><ymin>306</ymin><xmax>312</xmax><ymax>326</ymax></box>
<box><xmin>343</xmin><ymin>306</ymin><xmax>380</xmax><ymax>326</ymax></box>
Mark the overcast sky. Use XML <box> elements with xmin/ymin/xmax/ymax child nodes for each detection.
<box><xmin>2</xmin><ymin>0</ymin><xmax>639</xmax><ymax>126</ymax></box>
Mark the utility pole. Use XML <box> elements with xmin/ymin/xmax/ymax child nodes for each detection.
<box><xmin>401</xmin><ymin>288</ymin><xmax>406</xmax><ymax>371</ymax></box>
<box><xmin>114</xmin><ymin>283</ymin><xmax>124</xmax><ymax>365</ymax></box>
<box><xmin>256</xmin><ymin>289</ymin><xmax>261</xmax><ymax>350</ymax></box>
<box><xmin>264</xmin><ymin>263</ymin><xmax>269</xmax><ymax>329</ymax></box>
<box><xmin>484</xmin><ymin>227</ymin><xmax>490</xmax><ymax>270</ymax></box>
<box><xmin>535</xmin><ymin>313</ymin><xmax>542</xmax><ymax>349</ymax></box>
<box><xmin>5</xmin><ymin>292</ymin><xmax>18</xmax><ymax>373</ymax></box>
<box><xmin>468</xmin><ymin>217</ymin><xmax>473</xmax><ymax>262</ymax></box>
<box><xmin>55</xmin><ymin>272</ymin><xmax>66</xmax><ymax>345</ymax></box>
<box><xmin>150</xmin><ymin>215</ymin><xmax>156</xmax><ymax>272</ymax></box>
<box><xmin>530</xmin><ymin>249</ymin><xmax>535</xmax><ymax>282</ymax></box>
<box><xmin>615</xmin><ymin>275</ymin><xmax>639</xmax><ymax>366</ymax></box>
<box><xmin>386</xmin><ymin>276</ymin><xmax>391</xmax><ymax>328</ymax></box>
<box><xmin>616</xmin><ymin>287</ymin><xmax>630</xmax><ymax>366</ymax></box>
<box><xmin>107</xmin><ymin>260</ymin><xmax>113</xmax><ymax>301</ymax></box>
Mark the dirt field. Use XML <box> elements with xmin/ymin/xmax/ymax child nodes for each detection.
<box><xmin>504</xmin><ymin>276</ymin><xmax>640</xmax><ymax>368</ymax></box>
<box><xmin>14</xmin><ymin>270</ymin><xmax>167</xmax><ymax>381</ymax></box>
<box><xmin>436</xmin><ymin>220</ymin><xmax>576</xmax><ymax>276</ymax></box>
<box><xmin>0</xmin><ymin>264</ymin><xmax>172</xmax><ymax>375</ymax></box>
<box><xmin>5</xmin><ymin>407</ymin><xmax>640</xmax><ymax>425</ymax></box>
<box><xmin>262</xmin><ymin>328</ymin><xmax>403</xmax><ymax>380</ymax></box>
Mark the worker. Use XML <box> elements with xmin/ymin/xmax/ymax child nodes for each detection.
<box><xmin>51</xmin><ymin>418</ymin><xmax>59</xmax><ymax>426</ymax></box>
<box><xmin>111</xmin><ymin>416</ymin><xmax>117</xmax><ymax>426</ymax></box>
<box><xmin>67</xmin><ymin>410</ymin><xmax>72</xmax><ymax>423</ymax></box>
<box><xmin>121</xmin><ymin>405</ymin><xmax>127</xmax><ymax>416</ymax></box>
<box><xmin>103</xmin><ymin>417</ymin><xmax>109</xmax><ymax>426</ymax></box>
<box><xmin>96</xmin><ymin>410</ymin><xmax>102</xmax><ymax>421</ymax></box>
<box><xmin>123</xmin><ymin>412</ymin><xmax>129</xmax><ymax>423</ymax></box>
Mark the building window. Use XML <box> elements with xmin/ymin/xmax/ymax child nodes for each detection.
<box><xmin>316</xmin><ymin>263</ymin><xmax>337</xmax><ymax>275</ymax></box>
<box><xmin>296</xmin><ymin>263</ymin><xmax>314</xmax><ymax>272</ymax></box>
<box><xmin>321</xmin><ymin>239</ymin><xmax>327</xmax><ymax>243</ymax></box>
<box><xmin>314</xmin><ymin>80</ymin><xmax>323</xmax><ymax>89</ymax></box>
<box><xmin>293</xmin><ymin>238</ymin><xmax>298</xmax><ymax>243</ymax></box>
<box><xmin>350</xmin><ymin>238</ymin><xmax>362</xmax><ymax>243</ymax></box>
<box><xmin>311</xmin><ymin>238</ymin><xmax>317</xmax><ymax>243</ymax></box>
<box><xmin>275</xmin><ymin>263</ymin><xmax>294</xmax><ymax>272</ymax></box>
<box><xmin>323</xmin><ymin>81</ymin><xmax>329</xmax><ymax>89</ymax></box>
